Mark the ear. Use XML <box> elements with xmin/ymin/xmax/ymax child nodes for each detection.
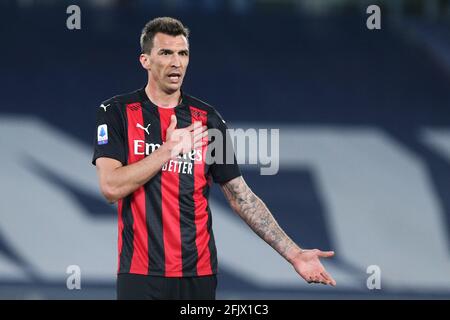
<box><xmin>139</xmin><ymin>53</ymin><xmax>151</xmax><ymax>70</ymax></box>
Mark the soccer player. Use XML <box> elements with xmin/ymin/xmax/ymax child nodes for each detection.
<box><xmin>92</xmin><ymin>17</ymin><xmax>336</xmax><ymax>300</ymax></box>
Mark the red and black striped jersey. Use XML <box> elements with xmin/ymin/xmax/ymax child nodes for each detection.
<box><xmin>92</xmin><ymin>88</ymin><xmax>241</xmax><ymax>277</ymax></box>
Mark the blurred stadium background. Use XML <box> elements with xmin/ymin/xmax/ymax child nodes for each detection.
<box><xmin>1</xmin><ymin>0</ymin><xmax>450</xmax><ymax>299</ymax></box>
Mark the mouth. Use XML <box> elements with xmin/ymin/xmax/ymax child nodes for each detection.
<box><xmin>167</xmin><ymin>72</ymin><xmax>182</xmax><ymax>83</ymax></box>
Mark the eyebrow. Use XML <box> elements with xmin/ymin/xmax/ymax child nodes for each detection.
<box><xmin>158</xmin><ymin>49</ymin><xmax>189</xmax><ymax>55</ymax></box>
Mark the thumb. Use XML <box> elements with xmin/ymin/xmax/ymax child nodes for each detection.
<box><xmin>168</xmin><ymin>114</ymin><xmax>177</xmax><ymax>130</ymax></box>
<box><xmin>318</xmin><ymin>250</ymin><xmax>335</xmax><ymax>258</ymax></box>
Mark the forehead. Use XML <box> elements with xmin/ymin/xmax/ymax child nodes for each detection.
<box><xmin>152</xmin><ymin>33</ymin><xmax>189</xmax><ymax>50</ymax></box>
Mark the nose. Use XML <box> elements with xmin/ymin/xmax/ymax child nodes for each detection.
<box><xmin>171</xmin><ymin>53</ymin><xmax>181</xmax><ymax>68</ymax></box>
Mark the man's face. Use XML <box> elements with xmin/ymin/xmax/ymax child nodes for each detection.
<box><xmin>142</xmin><ymin>33</ymin><xmax>189</xmax><ymax>94</ymax></box>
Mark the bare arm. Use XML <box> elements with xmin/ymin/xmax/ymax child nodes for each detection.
<box><xmin>96</xmin><ymin>144</ymin><xmax>173</xmax><ymax>203</ymax></box>
<box><xmin>96</xmin><ymin>115</ymin><xmax>207</xmax><ymax>203</ymax></box>
<box><xmin>221</xmin><ymin>176</ymin><xmax>336</xmax><ymax>286</ymax></box>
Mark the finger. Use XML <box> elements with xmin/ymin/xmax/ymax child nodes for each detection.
<box><xmin>317</xmin><ymin>274</ymin><xmax>330</xmax><ymax>285</ymax></box>
<box><xmin>192</xmin><ymin>135</ymin><xmax>205</xmax><ymax>148</ymax></box>
<box><xmin>193</xmin><ymin>135</ymin><xmax>207</xmax><ymax>145</ymax></box>
<box><xmin>193</xmin><ymin>142</ymin><xmax>207</xmax><ymax>149</ymax></box>
<box><xmin>320</xmin><ymin>272</ymin><xmax>331</xmax><ymax>283</ymax></box>
<box><xmin>187</xmin><ymin>121</ymin><xmax>202</xmax><ymax>132</ymax></box>
<box><xmin>306</xmin><ymin>275</ymin><xmax>315</xmax><ymax>284</ymax></box>
<box><xmin>303</xmin><ymin>274</ymin><xmax>311</xmax><ymax>283</ymax></box>
<box><xmin>311</xmin><ymin>273</ymin><xmax>327</xmax><ymax>285</ymax></box>
<box><xmin>193</xmin><ymin>126</ymin><xmax>208</xmax><ymax>138</ymax></box>
<box><xmin>329</xmin><ymin>277</ymin><xmax>337</xmax><ymax>286</ymax></box>
<box><xmin>190</xmin><ymin>125</ymin><xmax>204</xmax><ymax>145</ymax></box>
<box><xmin>202</xmin><ymin>127</ymin><xmax>209</xmax><ymax>137</ymax></box>
<box><xmin>317</xmin><ymin>250</ymin><xmax>335</xmax><ymax>258</ymax></box>
<box><xmin>198</xmin><ymin>139</ymin><xmax>210</xmax><ymax>147</ymax></box>
<box><xmin>321</xmin><ymin>271</ymin><xmax>336</xmax><ymax>286</ymax></box>
<box><xmin>168</xmin><ymin>115</ymin><xmax>177</xmax><ymax>130</ymax></box>
<box><xmin>323</xmin><ymin>270</ymin><xmax>336</xmax><ymax>286</ymax></box>
<box><xmin>194</xmin><ymin>137</ymin><xmax>209</xmax><ymax>148</ymax></box>
<box><xmin>193</xmin><ymin>128</ymin><xmax>208</xmax><ymax>144</ymax></box>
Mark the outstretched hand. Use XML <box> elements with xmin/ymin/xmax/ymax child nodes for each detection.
<box><xmin>291</xmin><ymin>249</ymin><xmax>336</xmax><ymax>286</ymax></box>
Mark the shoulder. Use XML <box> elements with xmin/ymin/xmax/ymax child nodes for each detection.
<box><xmin>97</xmin><ymin>88</ymin><xmax>146</xmax><ymax>118</ymax></box>
<box><xmin>101</xmin><ymin>88</ymin><xmax>145</xmax><ymax>109</ymax></box>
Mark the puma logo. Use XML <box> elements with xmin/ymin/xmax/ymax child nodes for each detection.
<box><xmin>100</xmin><ymin>104</ymin><xmax>110</xmax><ymax>112</ymax></box>
<box><xmin>136</xmin><ymin>123</ymin><xmax>151</xmax><ymax>135</ymax></box>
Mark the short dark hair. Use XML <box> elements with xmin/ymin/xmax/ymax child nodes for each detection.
<box><xmin>140</xmin><ymin>17</ymin><xmax>190</xmax><ymax>54</ymax></box>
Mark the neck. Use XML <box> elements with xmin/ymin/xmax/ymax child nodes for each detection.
<box><xmin>145</xmin><ymin>81</ymin><xmax>181</xmax><ymax>109</ymax></box>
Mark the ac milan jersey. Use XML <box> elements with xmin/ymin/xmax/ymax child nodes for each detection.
<box><xmin>92</xmin><ymin>88</ymin><xmax>241</xmax><ymax>277</ymax></box>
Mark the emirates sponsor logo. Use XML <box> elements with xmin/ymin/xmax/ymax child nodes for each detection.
<box><xmin>133</xmin><ymin>140</ymin><xmax>202</xmax><ymax>175</ymax></box>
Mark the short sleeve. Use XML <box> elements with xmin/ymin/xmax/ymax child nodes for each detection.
<box><xmin>92</xmin><ymin>101</ymin><xmax>127</xmax><ymax>166</ymax></box>
<box><xmin>208</xmin><ymin>111</ymin><xmax>242</xmax><ymax>184</ymax></box>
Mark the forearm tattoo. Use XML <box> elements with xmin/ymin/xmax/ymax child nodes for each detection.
<box><xmin>221</xmin><ymin>177</ymin><xmax>300</xmax><ymax>261</ymax></box>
